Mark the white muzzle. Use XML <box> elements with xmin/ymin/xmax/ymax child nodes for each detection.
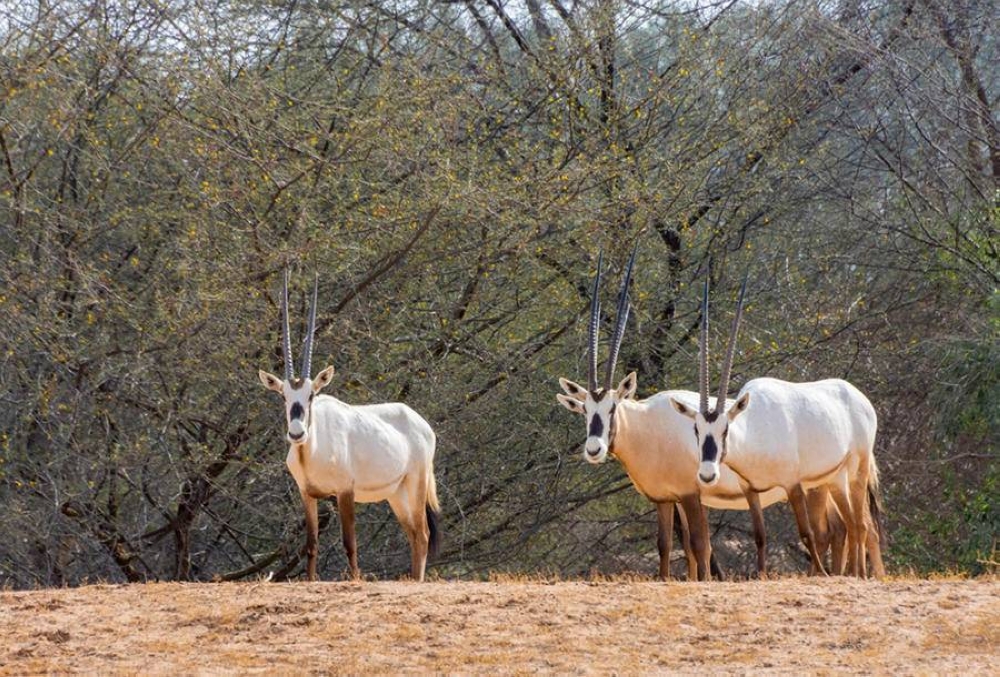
<box><xmin>698</xmin><ymin>461</ymin><xmax>719</xmax><ymax>486</ymax></box>
<box><xmin>584</xmin><ymin>437</ymin><xmax>608</xmax><ymax>464</ymax></box>
<box><xmin>287</xmin><ymin>419</ymin><xmax>306</xmax><ymax>442</ymax></box>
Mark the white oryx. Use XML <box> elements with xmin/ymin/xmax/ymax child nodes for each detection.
<box><xmin>259</xmin><ymin>270</ymin><xmax>440</xmax><ymax>581</ymax></box>
<box><xmin>670</xmin><ymin>278</ymin><xmax>885</xmax><ymax>578</ymax></box>
<box><xmin>555</xmin><ymin>250</ymin><xmax>834</xmax><ymax>580</ymax></box>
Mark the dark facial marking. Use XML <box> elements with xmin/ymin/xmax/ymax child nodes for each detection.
<box><xmin>290</xmin><ymin>377</ymin><xmax>306</xmax><ymax>389</ymax></box>
<box><xmin>589</xmin><ymin>413</ymin><xmax>604</xmax><ymax>438</ymax></box>
<box><xmin>701</xmin><ymin>434</ymin><xmax>719</xmax><ymax>463</ymax></box>
<box><xmin>703</xmin><ymin>410</ymin><xmax>721</xmax><ymax>423</ymax></box>
<box><xmin>590</xmin><ymin>388</ymin><xmax>609</xmax><ymax>401</ymax></box>
<box><xmin>289</xmin><ymin>402</ymin><xmax>304</xmax><ymax>421</ymax></box>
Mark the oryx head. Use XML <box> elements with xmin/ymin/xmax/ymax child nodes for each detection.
<box><xmin>556</xmin><ymin>247</ymin><xmax>638</xmax><ymax>464</ymax></box>
<box><xmin>670</xmin><ymin>275</ymin><xmax>750</xmax><ymax>486</ymax></box>
<box><xmin>258</xmin><ymin>269</ymin><xmax>335</xmax><ymax>445</ymax></box>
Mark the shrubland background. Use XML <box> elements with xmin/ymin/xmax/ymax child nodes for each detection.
<box><xmin>0</xmin><ymin>0</ymin><xmax>995</xmax><ymax>587</ymax></box>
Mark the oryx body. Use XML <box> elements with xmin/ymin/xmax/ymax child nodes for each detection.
<box><xmin>671</xmin><ymin>278</ymin><xmax>885</xmax><ymax>578</ymax></box>
<box><xmin>721</xmin><ymin>377</ymin><xmax>876</xmax><ymax>496</ymax></box>
<box><xmin>706</xmin><ymin>377</ymin><xmax>883</xmax><ymax>577</ymax></box>
<box><xmin>285</xmin><ymin>398</ymin><xmax>435</xmax><ymax>505</ymax></box>
<box><xmin>260</xmin><ymin>271</ymin><xmax>440</xmax><ymax>581</ymax></box>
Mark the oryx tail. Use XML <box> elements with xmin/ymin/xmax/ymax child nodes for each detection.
<box><xmin>426</xmin><ymin>462</ymin><xmax>441</xmax><ymax>559</ymax></box>
<box><xmin>868</xmin><ymin>453</ymin><xmax>887</xmax><ymax>549</ymax></box>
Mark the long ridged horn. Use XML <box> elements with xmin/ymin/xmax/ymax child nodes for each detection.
<box><xmin>604</xmin><ymin>243</ymin><xmax>638</xmax><ymax>389</ymax></box>
<box><xmin>281</xmin><ymin>268</ymin><xmax>294</xmax><ymax>382</ymax></box>
<box><xmin>300</xmin><ymin>274</ymin><xmax>319</xmax><ymax>379</ymax></box>
<box><xmin>699</xmin><ymin>277</ymin><xmax>710</xmax><ymax>414</ymax></box>
<box><xmin>587</xmin><ymin>250</ymin><xmax>603</xmax><ymax>393</ymax></box>
<box><xmin>716</xmin><ymin>275</ymin><xmax>748</xmax><ymax>408</ymax></box>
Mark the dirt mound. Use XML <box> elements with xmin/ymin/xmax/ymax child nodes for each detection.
<box><xmin>1</xmin><ymin>577</ymin><xmax>996</xmax><ymax>674</ymax></box>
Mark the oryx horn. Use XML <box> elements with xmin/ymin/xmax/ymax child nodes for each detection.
<box><xmin>300</xmin><ymin>274</ymin><xmax>319</xmax><ymax>379</ymax></box>
<box><xmin>587</xmin><ymin>250</ymin><xmax>603</xmax><ymax>393</ymax></box>
<box><xmin>603</xmin><ymin>243</ymin><xmax>638</xmax><ymax>389</ymax></box>
<box><xmin>698</xmin><ymin>277</ymin><xmax>710</xmax><ymax>414</ymax></box>
<box><xmin>715</xmin><ymin>275</ymin><xmax>748</xmax><ymax>407</ymax></box>
<box><xmin>281</xmin><ymin>268</ymin><xmax>294</xmax><ymax>382</ymax></box>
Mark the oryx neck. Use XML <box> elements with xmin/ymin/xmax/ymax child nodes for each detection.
<box><xmin>607</xmin><ymin>397</ymin><xmax>638</xmax><ymax>459</ymax></box>
<box><xmin>719</xmin><ymin>417</ymin><xmax>749</xmax><ymax>473</ymax></box>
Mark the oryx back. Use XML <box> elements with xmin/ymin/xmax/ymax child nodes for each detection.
<box><xmin>736</xmin><ymin>377</ymin><xmax>875</xmax><ymax>489</ymax></box>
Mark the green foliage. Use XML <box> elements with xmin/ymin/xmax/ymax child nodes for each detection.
<box><xmin>930</xmin><ymin>317</ymin><xmax>998</xmax><ymax>574</ymax></box>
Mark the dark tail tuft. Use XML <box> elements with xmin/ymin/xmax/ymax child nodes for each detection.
<box><xmin>868</xmin><ymin>483</ymin><xmax>888</xmax><ymax>549</ymax></box>
<box><xmin>426</xmin><ymin>503</ymin><xmax>441</xmax><ymax>561</ymax></box>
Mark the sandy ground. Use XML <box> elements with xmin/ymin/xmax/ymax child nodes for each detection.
<box><xmin>0</xmin><ymin>577</ymin><xmax>997</xmax><ymax>675</ymax></box>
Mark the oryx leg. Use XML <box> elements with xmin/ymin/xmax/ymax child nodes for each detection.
<box><xmin>301</xmin><ymin>492</ymin><xmax>320</xmax><ymax>582</ymax></box>
<box><xmin>819</xmin><ymin>494</ymin><xmax>848</xmax><ymax>575</ymax></box>
<box><xmin>828</xmin><ymin>478</ymin><xmax>863</xmax><ymax>577</ymax></box>
<box><xmin>388</xmin><ymin>476</ymin><xmax>430</xmax><ymax>582</ymax></box>
<box><xmin>806</xmin><ymin>487</ymin><xmax>832</xmax><ymax>576</ymax></box>
<box><xmin>336</xmin><ymin>491</ymin><xmax>360</xmax><ymax>580</ymax></box>
<box><xmin>655</xmin><ymin>501</ymin><xmax>676</xmax><ymax>581</ymax></box>
<box><xmin>865</xmin><ymin>507</ymin><xmax>886</xmax><ymax>579</ymax></box>
<box><xmin>679</xmin><ymin>494</ymin><xmax>711</xmax><ymax>581</ymax></box>
<box><xmin>743</xmin><ymin>487</ymin><xmax>767</xmax><ymax>577</ymax></box>
<box><xmin>788</xmin><ymin>484</ymin><xmax>827</xmax><ymax>575</ymax></box>
<box><xmin>676</xmin><ymin>502</ymin><xmax>698</xmax><ymax>579</ymax></box>
<box><xmin>830</xmin><ymin>517</ymin><xmax>848</xmax><ymax>575</ymax></box>
<box><xmin>848</xmin><ymin>465</ymin><xmax>872</xmax><ymax>579</ymax></box>
<box><xmin>410</xmin><ymin>491</ymin><xmax>431</xmax><ymax>583</ymax></box>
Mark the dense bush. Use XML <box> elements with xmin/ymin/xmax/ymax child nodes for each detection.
<box><xmin>0</xmin><ymin>0</ymin><xmax>996</xmax><ymax>586</ymax></box>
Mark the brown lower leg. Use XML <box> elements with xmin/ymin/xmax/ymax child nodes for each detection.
<box><xmin>744</xmin><ymin>488</ymin><xmax>767</xmax><ymax>576</ymax></box>
<box><xmin>676</xmin><ymin>504</ymin><xmax>697</xmax><ymax>580</ymax></box>
<box><xmin>656</xmin><ymin>501</ymin><xmax>676</xmax><ymax>581</ymax></box>
<box><xmin>680</xmin><ymin>494</ymin><xmax>710</xmax><ymax>581</ymax></box>
<box><xmin>337</xmin><ymin>491</ymin><xmax>359</xmax><ymax>579</ymax></box>
<box><xmin>409</xmin><ymin>517</ymin><xmax>429</xmax><ymax>581</ymax></box>
<box><xmin>806</xmin><ymin>488</ymin><xmax>831</xmax><ymax>575</ymax></box>
<box><xmin>789</xmin><ymin>485</ymin><xmax>827</xmax><ymax>575</ymax></box>
<box><xmin>302</xmin><ymin>494</ymin><xmax>320</xmax><ymax>582</ymax></box>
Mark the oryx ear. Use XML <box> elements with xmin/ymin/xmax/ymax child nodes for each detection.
<box><xmin>728</xmin><ymin>392</ymin><xmax>750</xmax><ymax>421</ymax></box>
<box><xmin>670</xmin><ymin>397</ymin><xmax>697</xmax><ymax>420</ymax></box>
<box><xmin>559</xmin><ymin>377</ymin><xmax>587</xmax><ymax>401</ymax></box>
<box><xmin>616</xmin><ymin>371</ymin><xmax>638</xmax><ymax>400</ymax></box>
<box><xmin>259</xmin><ymin>370</ymin><xmax>284</xmax><ymax>393</ymax></box>
<box><xmin>556</xmin><ymin>393</ymin><xmax>586</xmax><ymax>415</ymax></box>
<box><xmin>312</xmin><ymin>365</ymin><xmax>335</xmax><ymax>393</ymax></box>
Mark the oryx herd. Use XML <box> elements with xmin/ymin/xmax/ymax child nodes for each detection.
<box><xmin>260</xmin><ymin>253</ymin><xmax>885</xmax><ymax>582</ymax></box>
